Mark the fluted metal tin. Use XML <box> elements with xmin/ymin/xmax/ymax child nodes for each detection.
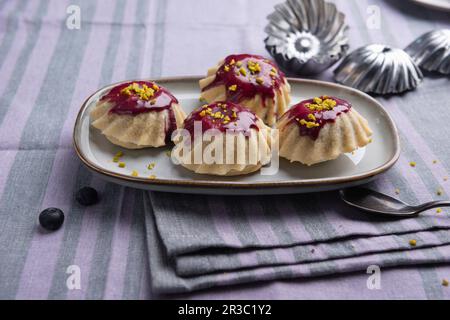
<box><xmin>334</xmin><ymin>44</ymin><xmax>423</xmax><ymax>95</ymax></box>
<box><xmin>405</xmin><ymin>29</ymin><xmax>450</xmax><ymax>75</ymax></box>
<box><xmin>264</xmin><ymin>0</ymin><xmax>349</xmax><ymax>76</ymax></box>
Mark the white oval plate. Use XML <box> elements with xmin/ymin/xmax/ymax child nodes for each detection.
<box><xmin>73</xmin><ymin>77</ymin><xmax>400</xmax><ymax>195</ymax></box>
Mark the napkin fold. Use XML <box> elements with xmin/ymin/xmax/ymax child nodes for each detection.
<box><xmin>144</xmin><ymin>191</ymin><xmax>450</xmax><ymax>294</ymax></box>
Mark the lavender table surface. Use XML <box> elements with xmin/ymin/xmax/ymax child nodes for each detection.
<box><xmin>0</xmin><ymin>0</ymin><xmax>450</xmax><ymax>299</ymax></box>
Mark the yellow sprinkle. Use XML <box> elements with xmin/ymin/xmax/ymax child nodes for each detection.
<box><xmin>247</xmin><ymin>60</ymin><xmax>261</xmax><ymax>73</ymax></box>
<box><xmin>443</xmin><ymin>279</ymin><xmax>449</xmax><ymax>287</ymax></box>
<box><xmin>395</xmin><ymin>188</ymin><xmax>400</xmax><ymax>195</ymax></box>
<box><xmin>131</xmin><ymin>170</ymin><xmax>139</xmax><ymax>177</ymax></box>
<box><xmin>118</xmin><ymin>162</ymin><xmax>126</xmax><ymax>168</ymax></box>
<box><xmin>299</xmin><ymin>118</ymin><xmax>319</xmax><ymax>128</ymax></box>
<box><xmin>255</xmin><ymin>77</ymin><xmax>264</xmax><ymax>84</ymax></box>
<box><xmin>149</xmin><ymin>175</ymin><xmax>156</xmax><ymax>179</ymax></box>
<box><xmin>409</xmin><ymin>239</ymin><xmax>417</xmax><ymax>246</ymax></box>
<box><xmin>147</xmin><ymin>162</ymin><xmax>156</xmax><ymax>170</ymax></box>
<box><xmin>313</xmin><ymin>97</ymin><xmax>323</xmax><ymax>104</ymax></box>
<box><xmin>437</xmin><ymin>188</ymin><xmax>443</xmax><ymax>196</ymax></box>
<box><xmin>228</xmin><ymin>84</ymin><xmax>237</xmax><ymax>91</ymax></box>
<box><xmin>239</xmin><ymin>67</ymin><xmax>247</xmax><ymax>76</ymax></box>
<box><xmin>436</xmin><ymin>208</ymin><xmax>442</xmax><ymax>213</ymax></box>
<box><xmin>409</xmin><ymin>162</ymin><xmax>416</xmax><ymax>167</ymax></box>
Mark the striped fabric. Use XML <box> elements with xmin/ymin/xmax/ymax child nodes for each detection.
<box><xmin>0</xmin><ymin>0</ymin><xmax>449</xmax><ymax>299</ymax></box>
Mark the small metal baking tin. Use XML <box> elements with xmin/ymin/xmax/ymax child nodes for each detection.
<box><xmin>334</xmin><ymin>44</ymin><xmax>424</xmax><ymax>95</ymax></box>
<box><xmin>405</xmin><ymin>29</ymin><xmax>450</xmax><ymax>75</ymax></box>
<box><xmin>264</xmin><ymin>0</ymin><xmax>349</xmax><ymax>76</ymax></box>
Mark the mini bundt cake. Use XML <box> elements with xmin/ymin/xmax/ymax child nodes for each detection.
<box><xmin>172</xmin><ymin>101</ymin><xmax>272</xmax><ymax>176</ymax></box>
<box><xmin>90</xmin><ymin>81</ymin><xmax>186</xmax><ymax>149</ymax></box>
<box><xmin>277</xmin><ymin>96</ymin><xmax>372</xmax><ymax>166</ymax></box>
<box><xmin>199</xmin><ymin>54</ymin><xmax>291</xmax><ymax>126</ymax></box>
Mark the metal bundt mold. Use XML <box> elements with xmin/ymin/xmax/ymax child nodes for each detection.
<box><xmin>334</xmin><ymin>44</ymin><xmax>424</xmax><ymax>95</ymax></box>
<box><xmin>264</xmin><ymin>0</ymin><xmax>349</xmax><ymax>76</ymax></box>
<box><xmin>405</xmin><ymin>29</ymin><xmax>450</xmax><ymax>75</ymax></box>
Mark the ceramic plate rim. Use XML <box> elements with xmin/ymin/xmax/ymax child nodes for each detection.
<box><xmin>409</xmin><ymin>0</ymin><xmax>450</xmax><ymax>11</ymax></box>
<box><xmin>73</xmin><ymin>76</ymin><xmax>400</xmax><ymax>189</ymax></box>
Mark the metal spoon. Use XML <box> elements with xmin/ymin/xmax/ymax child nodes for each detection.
<box><xmin>339</xmin><ymin>187</ymin><xmax>450</xmax><ymax>217</ymax></box>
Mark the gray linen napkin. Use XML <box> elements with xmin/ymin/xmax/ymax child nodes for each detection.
<box><xmin>143</xmin><ymin>190</ymin><xmax>450</xmax><ymax>294</ymax></box>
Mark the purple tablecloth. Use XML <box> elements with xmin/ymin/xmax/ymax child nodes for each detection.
<box><xmin>0</xmin><ymin>0</ymin><xmax>450</xmax><ymax>299</ymax></box>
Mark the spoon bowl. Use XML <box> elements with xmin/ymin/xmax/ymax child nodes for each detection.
<box><xmin>340</xmin><ymin>187</ymin><xmax>450</xmax><ymax>217</ymax></box>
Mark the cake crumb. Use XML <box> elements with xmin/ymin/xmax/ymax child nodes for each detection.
<box><xmin>442</xmin><ymin>279</ymin><xmax>449</xmax><ymax>287</ymax></box>
<box><xmin>149</xmin><ymin>175</ymin><xmax>156</xmax><ymax>179</ymax></box>
<box><xmin>409</xmin><ymin>161</ymin><xmax>416</xmax><ymax>167</ymax></box>
<box><xmin>433</xmin><ymin>160</ymin><xmax>438</xmax><ymax>164</ymax></box>
<box><xmin>409</xmin><ymin>239</ymin><xmax>417</xmax><ymax>246</ymax></box>
<box><xmin>165</xmin><ymin>150</ymin><xmax>171</xmax><ymax>157</ymax></box>
<box><xmin>444</xmin><ymin>177</ymin><xmax>448</xmax><ymax>182</ymax></box>
<box><xmin>131</xmin><ymin>170</ymin><xmax>138</xmax><ymax>177</ymax></box>
<box><xmin>437</xmin><ymin>188</ymin><xmax>443</xmax><ymax>196</ymax></box>
<box><xmin>118</xmin><ymin>162</ymin><xmax>125</xmax><ymax>168</ymax></box>
<box><xmin>395</xmin><ymin>188</ymin><xmax>400</xmax><ymax>195</ymax></box>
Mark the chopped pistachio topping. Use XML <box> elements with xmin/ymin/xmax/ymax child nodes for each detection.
<box><xmin>224</xmin><ymin>65</ymin><xmax>230</xmax><ymax>72</ymax></box>
<box><xmin>436</xmin><ymin>208</ymin><xmax>442</xmax><ymax>213</ymax></box>
<box><xmin>299</xmin><ymin>118</ymin><xmax>320</xmax><ymax>129</ymax></box>
<box><xmin>118</xmin><ymin>162</ymin><xmax>126</xmax><ymax>168</ymax></box>
<box><xmin>305</xmin><ymin>97</ymin><xmax>337</xmax><ymax>112</ymax></box>
<box><xmin>228</xmin><ymin>84</ymin><xmax>237</xmax><ymax>91</ymax></box>
<box><xmin>247</xmin><ymin>60</ymin><xmax>261</xmax><ymax>74</ymax></box>
<box><xmin>120</xmin><ymin>82</ymin><xmax>156</xmax><ymax>101</ymax></box>
<box><xmin>147</xmin><ymin>162</ymin><xmax>156</xmax><ymax>170</ymax></box>
<box><xmin>131</xmin><ymin>170</ymin><xmax>138</xmax><ymax>177</ymax></box>
<box><xmin>235</xmin><ymin>60</ymin><xmax>242</xmax><ymax>67</ymax></box>
<box><xmin>115</xmin><ymin>151</ymin><xmax>124</xmax><ymax>158</ymax></box>
<box><xmin>409</xmin><ymin>161</ymin><xmax>416</xmax><ymax>167</ymax></box>
<box><xmin>239</xmin><ymin>67</ymin><xmax>247</xmax><ymax>76</ymax></box>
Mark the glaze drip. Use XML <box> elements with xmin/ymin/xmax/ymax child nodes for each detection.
<box><xmin>184</xmin><ymin>102</ymin><xmax>259</xmax><ymax>137</ymax></box>
<box><xmin>203</xmin><ymin>54</ymin><xmax>286</xmax><ymax>106</ymax></box>
<box><xmin>284</xmin><ymin>96</ymin><xmax>351</xmax><ymax>140</ymax></box>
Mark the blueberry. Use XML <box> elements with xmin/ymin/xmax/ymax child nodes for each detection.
<box><xmin>76</xmin><ymin>187</ymin><xmax>99</xmax><ymax>206</ymax></box>
<box><xmin>39</xmin><ymin>208</ymin><xmax>64</xmax><ymax>231</ymax></box>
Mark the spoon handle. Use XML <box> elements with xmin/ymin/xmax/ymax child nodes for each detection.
<box><xmin>416</xmin><ymin>201</ymin><xmax>450</xmax><ymax>213</ymax></box>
